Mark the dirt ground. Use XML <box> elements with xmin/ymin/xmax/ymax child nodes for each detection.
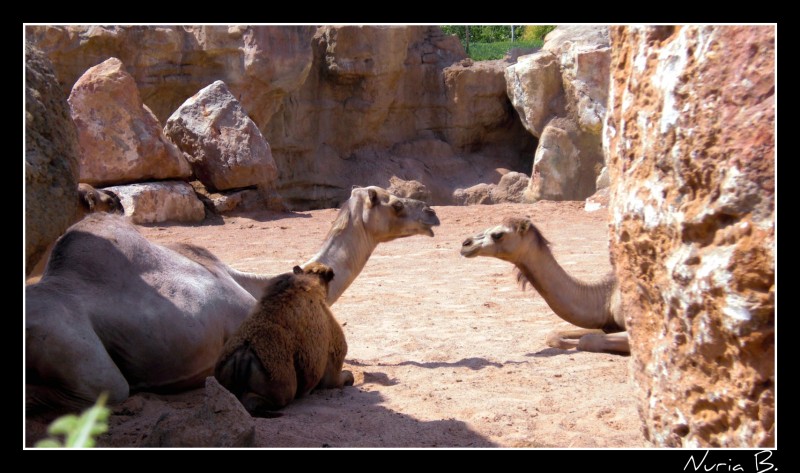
<box><xmin>25</xmin><ymin>200</ymin><xmax>647</xmax><ymax>449</ymax></box>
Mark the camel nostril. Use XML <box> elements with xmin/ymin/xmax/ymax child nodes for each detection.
<box><xmin>462</xmin><ymin>238</ymin><xmax>473</xmax><ymax>247</ymax></box>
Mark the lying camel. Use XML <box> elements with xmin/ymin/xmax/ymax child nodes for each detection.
<box><xmin>27</xmin><ymin>183</ymin><xmax>123</xmax><ymax>282</ymax></box>
<box><xmin>460</xmin><ymin>217</ymin><xmax>628</xmax><ymax>355</ymax></box>
<box><xmin>26</xmin><ymin>186</ymin><xmax>439</xmax><ymax>412</ymax></box>
<box><xmin>215</xmin><ymin>263</ymin><xmax>353</xmax><ymax>417</ymax></box>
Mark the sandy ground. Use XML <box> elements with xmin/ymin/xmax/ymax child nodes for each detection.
<box><xmin>25</xmin><ymin>200</ymin><xmax>647</xmax><ymax>449</ymax></box>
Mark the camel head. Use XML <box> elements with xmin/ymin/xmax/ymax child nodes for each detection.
<box><xmin>78</xmin><ymin>183</ymin><xmax>123</xmax><ymax>215</ymax></box>
<box><xmin>346</xmin><ymin>186</ymin><xmax>440</xmax><ymax>242</ymax></box>
<box><xmin>460</xmin><ymin>217</ymin><xmax>549</xmax><ymax>263</ymax></box>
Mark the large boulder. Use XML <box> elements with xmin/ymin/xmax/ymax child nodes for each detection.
<box><xmin>29</xmin><ymin>25</ymin><xmax>537</xmax><ymax>210</ymax></box>
<box><xmin>25</xmin><ymin>42</ymin><xmax>81</xmax><ymax>275</ymax></box>
<box><xmin>606</xmin><ymin>25</ymin><xmax>775</xmax><ymax>448</ymax></box>
<box><xmin>68</xmin><ymin>58</ymin><xmax>191</xmax><ymax>186</ymax></box>
<box><xmin>506</xmin><ymin>25</ymin><xmax>610</xmax><ymax>202</ymax></box>
<box><xmin>164</xmin><ymin>80</ymin><xmax>278</xmax><ymax>193</ymax></box>
<box><xmin>26</xmin><ymin>25</ymin><xmax>317</xmax><ymax>127</ymax></box>
<box><xmin>103</xmin><ymin>181</ymin><xmax>205</xmax><ymax>224</ymax></box>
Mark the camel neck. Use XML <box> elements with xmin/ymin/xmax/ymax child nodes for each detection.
<box><xmin>304</xmin><ymin>218</ymin><xmax>377</xmax><ymax>305</ymax></box>
<box><xmin>514</xmin><ymin>242</ymin><xmax>618</xmax><ymax>331</ymax></box>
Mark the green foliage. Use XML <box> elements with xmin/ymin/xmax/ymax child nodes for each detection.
<box><xmin>34</xmin><ymin>393</ymin><xmax>110</xmax><ymax>448</ymax></box>
<box><xmin>467</xmin><ymin>39</ymin><xmax>544</xmax><ymax>61</ymax></box>
<box><xmin>521</xmin><ymin>25</ymin><xmax>558</xmax><ymax>42</ymax></box>
<box><xmin>440</xmin><ymin>25</ymin><xmax>552</xmax><ymax>60</ymax></box>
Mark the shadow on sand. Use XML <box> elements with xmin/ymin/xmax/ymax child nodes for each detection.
<box><xmin>255</xmin><ymin>384</ymin><xmax>497</xmax><ymax>448</ymax></box>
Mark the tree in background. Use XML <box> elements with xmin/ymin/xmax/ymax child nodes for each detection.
<box><xmin>441</xmin><ymin>25</ymin><xmax>556</xmax><ymax>49</ymax></box>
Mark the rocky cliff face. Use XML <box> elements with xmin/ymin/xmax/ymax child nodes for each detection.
<box><xmin>27</xmin><ymin>25</ymin><xmax>536</xmax><ymax>209</ymax></box>
<box><xmin>25</xmin><ymin>42</ymin><xmax>81</xmax><ymax>275</ymax></box>
<box><xmin>506</xmin><ymin>25</ymin><xmax>610</xmax><ymax>202</ymax></box>
<box><xmin>606</xmin><ymin>25</ymin><xmax>775</xmax><ymax>447</ymax></box>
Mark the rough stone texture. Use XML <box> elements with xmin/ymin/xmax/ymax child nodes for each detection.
<box><xmin>104</xmin><ymin>181</ymin><xmax>205</xmax><ymax>224</ymax></box>
<box><xmin>29</xmin><ymin>25</ymin><xmax>536</xmax><ymax>210</ymax></box>
<box><xmin>68</xmin><ymin>58</ymin><xmax>191</xmax><ymax>186</ymax></box>
<box><xmin>387</xmin><ymin>176</ymin><xmax>432</xmax><ymax>204</ymax></box>
<box><xmin>26</xmin><ymin>25</ymin><xmax>316</xmax><ymax>128</ymax></box>
<box><xmin>442</xmin><ymin>59</ymin><xmax>522</xmax><ymax>150</ymax></box>
<box><xmin>492</xmin><ymin>171</ymin><xmax>530</xmax><ymax>203</ymax></box>
<box><xmin>141</xmin><ymin>377</ymin><xmax>255</xmax><ymax>447</ymax></box>
<box><xmin>25</xmin><ymin>42</ymin><xmax>81</xmax><ymax>275</ymax></box>
<box><xmin>506</xmin><ymin>25</ymin><xmax>609</xmax><ymax>202</ymax></box>
<box><xmin>606</xmin><ymin>25</ymin><xmax>775</xmax><ymax>448</ymax></box>
<box><xmin>453</xmin><ymin>171</ymin><xmax>530</xmax><ymax>205</ymax></box>
<box><xmin>523</xmin><ymin>119</ymin><xmax>601</xmax><ymax>202</ymax></box>
<box><xmin>164</xmin><ymin>80</ymin><xmax>278</xmax><ymax>193</ymax></box>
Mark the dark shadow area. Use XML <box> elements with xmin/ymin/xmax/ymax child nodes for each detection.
<box><xmin>137</xmin><ymin>209</ymin><xmax>312</xmax><ymax>229</ymax></box>
<box><xmin>526</xmin><ymin>348</ymin><xmax>573</xmax><ymax>358</ymax></box>
<box><xmin>255</xmin><ymin>386</ymin><xmax>498</xmax><ymax>448</ymax></box>
<box><xmin>361</xmin><ymin>372</ymin><xmax>399</xmax><ymax>386</ymax></box>
<box><xmin>347</xmin><ymin>357</ymin><xmax>504</xmax><ymax>370</ymax></box>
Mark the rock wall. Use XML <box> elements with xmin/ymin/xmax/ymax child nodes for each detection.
<box><xmin>606</xmin><ymin>25</ymin><xmax>775</xmax><ymax>447</ymax></box>
<box><xmin>506</xmin><ymin>25</ymin><xmax>610</xmax><ymax>202</ymax></box>
<box><xmin>25</xmin><ymin>42</ymin><xmax>81</xmax><ymax>275</ymax></box>
<box><xmin>27</xmin><ymin>25</ymin><xmax>536</xmax><ymax>209</ymax></box>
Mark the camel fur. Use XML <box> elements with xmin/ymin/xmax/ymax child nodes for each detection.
<box><xmin>25</xmin><ymin>186</ymin><xmax>438</xmax><ymax>413</ymax></box>
<box><xmin>215</xmin><ymin>263</ymin><xmax>353</xmax><ymax>417</ymax></box>
<box><xmin>460</xmin><ymin>217</ymin><xmax>629</xmax><ymax>355</ymax></box>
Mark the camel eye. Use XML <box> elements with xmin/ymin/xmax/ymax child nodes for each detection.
<box><xmin>490</xmin><ymin>232</ymin><xmax>504</xmax><ymax>241</ymax></box>
<box><xmin>392</xmin><ymin>200</ymin><xmax>404</xmax><ymax>212</ymax></box>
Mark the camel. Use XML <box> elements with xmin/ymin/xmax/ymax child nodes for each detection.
<box><xmin>27</xmin><ymin>183</ymin><xmax>123</xmax><ymax>282</ymax></box>
<box><xmin>215</xmin><ymin>263</ymin><xmax>353</xmax><ymax>417</ymax></box>
<box><xmin>459</xmin><ymin>217</ymin><xmax>629</xmax><ymax>355</ymax></box>
<box><xmin>25</xmin><ymin>186</ymin><xmax>439</xmax><ymax>413</ymax></box>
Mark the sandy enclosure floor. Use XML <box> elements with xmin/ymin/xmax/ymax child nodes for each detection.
<box><xmin>26</xmin><ymin>201</ymin><xmax>646</xmax><ymax>448</ymax></box>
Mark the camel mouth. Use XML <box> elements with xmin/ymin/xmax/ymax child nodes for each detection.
<box><xmin>419</xmin><ymin>209</ymin><xmax>440</xmax><ymax>237</ymax></box>
<box><xmin>460</xmin><ymin>239</ymin><xmax>479</xmax><ymax>257</ymax></box>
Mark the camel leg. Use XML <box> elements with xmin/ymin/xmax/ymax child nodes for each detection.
<box><xmin>26</xmin><ymin>318</ymin><xmax>130</xmax><ymax>413</ymax></box>
<box><xmin>317</xmin><ymin>355</ymin><xmax>354</xmax><ymax>390</ymax></box>
<box><xmin>215</xmin><ymin>344</ymin><xmax>297</xmax><ymax>417</ymax></box>
<box><xmin>577</xmin><ymin>332</ymin><xmax>630</xmax><ymax>355</ymax></box>
<box><xmin>545</xmin><ymin>328</ymin><xmax>605</xmax><ymax>350</ymax></box>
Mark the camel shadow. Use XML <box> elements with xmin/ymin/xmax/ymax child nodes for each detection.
<box><xmin>346</xmin><ymin>357</ymin><xmax>504</xmax><ymax>371</ymax></box>
<box><xmin>526</xmin><ymin>348</ymin><xmax>574</xmax><ymax>358</ymax></box>
<box><xmin>253</xmin><ymin>385</ymin><xmax>498</xmax><ymax>448</ymax></box>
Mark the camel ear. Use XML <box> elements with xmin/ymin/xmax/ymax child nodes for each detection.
<box><xmin>322</xmin><ymin>268</ymin><xmax>335</xmax><ymax>284</ymax></box>
<box><xmin>368</xmin><ymin>188</ymin><xmax>379</xmax><ymax>207</ymax></box>
<box><xmin>293</xmin><ymin>265</ymin><xmax>303</xmax><ymax>275</ymax></box>
<box><xmin>516</xmin><ymin>219</ymin><xmax>531</xmax><ymax>235</ymax></box>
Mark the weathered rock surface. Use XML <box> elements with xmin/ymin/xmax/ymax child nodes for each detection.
<box><xmin>454</xmin><ymin>171</ymin><xmax>530</xmax><ymax>205</ymax></box>
<box><xmin>387</xmin><ymin>176</ymin><xmax>432</xmax><ymax>204</ymax></box>
<box><xmin>164</xmin><ymin>80</ymin><xmax>278</xmax><ymax>192</ymax></box>
<box><xmin>606</xmin><ymin>25</ymin><xmax>775</xmax><ymax>448</ymax></box>
<box><xmin>68</xmin><ymin>58</ymin><xmax>191</xmax><ymax>186</ymax></box>
<box><xmin>26</xmin><ymin>25</ymin><xmax>316</xmax><ymax>127</ymax></box>
<box><xmin>103</xmin><ymin>181</ymin><xmax>205</xmax><ymax>224</ymax></box>
<box><xmin>25</xmin><ymin>42</ymin><xmax>81</xmax><ymax>275</ymax></box>
<box><xmin>506</xmin><ymin>25</ymin><xmax>609</xmax><ymax>202</ymax></box>
<box><xmin>29</xmin><ymin>25</ymin><xmax>536</xmax><ymax>210</ymax></box>
<box><xmin>142</xmin><ymin>377</ymin><xmax>255</xmax><ymax>447</ymax></box>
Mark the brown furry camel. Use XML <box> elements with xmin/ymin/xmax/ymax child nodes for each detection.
<box><xmin>215</xmin><ymin>262</ymin><xmax>353</xmax><ymax>417</ymax></box>
<box><xmin>26</xmin><ymin>186</ymin><xmax>439</xmax><ymax>413</ymax></box>
<box><xmin>460</xmin><ymin>217</ymin><xmax>629</xmax><ymax>355</ymax></box>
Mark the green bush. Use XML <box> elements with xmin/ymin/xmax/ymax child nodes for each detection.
<box><xmin>34</xmin><ymin>393</ymin><xmax>110</xmax><ymax>448</ymax></box>
<box><xmin>521</xmin><ymin>25</ymin><xmax>557</xmax><ymax>42</ymax></box>
<box><xmin>439</xmin><ymin>25</ymin><xmax>554</xmax><ymax>60</ymax></box>
<box><xmin>467</xmin><ymin>39</ymin><xmax>543</xmax><ymax>61</ymax></box>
